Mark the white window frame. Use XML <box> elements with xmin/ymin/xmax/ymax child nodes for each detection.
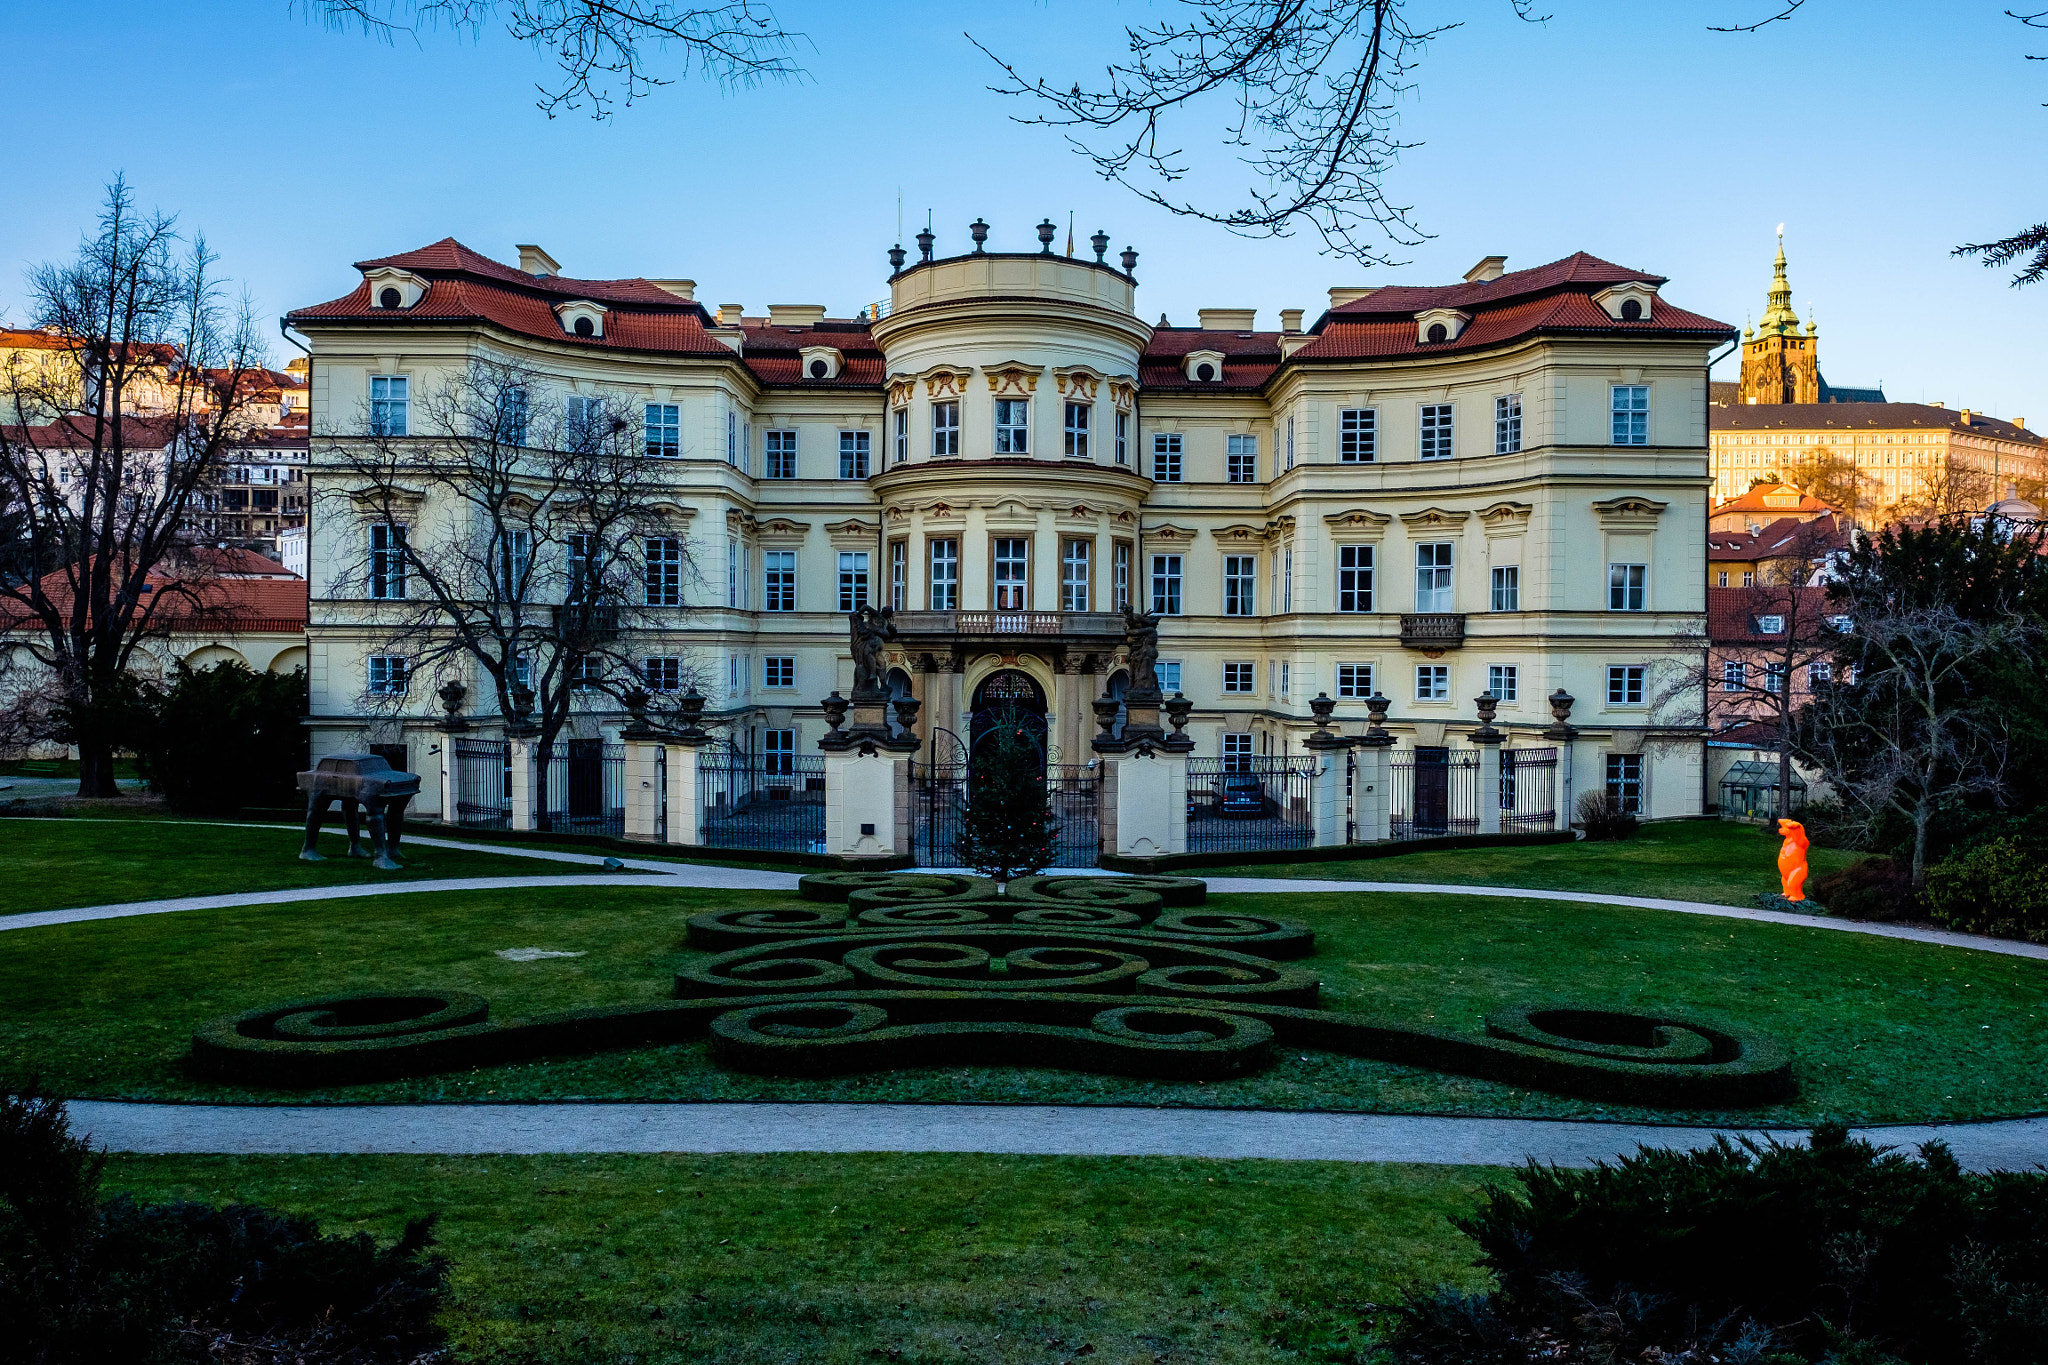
<box><xmin>1487</xmin><ymin>664</ymin><xmax>1519</xmax><ymax>702</ymax></box>
<box><xmin>1064</xmin><ymin>402</ymin><xmax>1091</xmax><ymax>459</ymax></box>
<box><xmin>1606</xmin><ymin>665</ymin><xmax>1646</xmax><ymax>706</ymax></box>
<box><xmin>932</xmin><ymin>401</ymin><xmax>960</xmax><ymax>458</ymax></box>
<box><xmin>763</xmin><ymin>655</ymin><xmax>795</xmax><ymax>689</ymax></box>
<box><xmin>1285</xmin><ymin>415</ymin><xmax>1296</xmax><ymax>470</ymax></box>
<box><xmin>1723</xmin><ymin>660</ymin><xmax>1747</xmax><ymax>692</ymax></box>
<box><xmin>763</xmin><ymin>550</ymin><xmax>796</xmax><ymax>612</ymax></box>
<box><xmin>1605</xmin><ymin>753</ymin><xmax>1644</xmax><ymax>813</ymax></box>
<box><xmin>1222</xmin><ymin>662</ymin><xmax>1254</xmax><ymax>694</ymax></box>
<box><xmin>889</xmin><ymin>539</ymin><xmax>907</xmax><ymax>610</ymax></box>
<box><xmin>1158</xmin><ymin>660</ymin><xmax>1183</xmax><ymax>695</ymax></box>
<box><xmin>644</xmin><ymin>657</ymin><xmax>683</xmax><ymax>693</ymax></box>
<box><xmin>1151</xmin><ymin>433</ymin><xmax>1183</xmax><ymax>482</ymax></box>
<box><xmin>893</xmin><ymin>408</ymin><xmax>909</xmax><ymax>464</ymax></box>
<box><xmin>994</xmin><ymin>399</ymin><xmax>1029</xmax><ymax>454</ymax></box>
<box><xmin>369</xmin><ymin>375</ymin><xmax>408</xmax><ymax>437</ymax></box>
<box><xmin>1114</xmin><ymin>410</ymin><xmax>1129</xmax><ymax>465</ymax></box>
<box><xmin>1337</xmin><ymin>544</ymin><xmax>1373</xmax><ymax>612</ymax></box>
<box><xmin>1415</xmin><ymin>542</ymin><xmax>1454</xmax><ymax>612</ymax></box>
<box><xmin>1608</xmin><ymin>563</ymin><xmax>1648</xmax><ymax>612</ymax></box>
<box><xmin>1494</xmin><ymin>394</ymin><xmax>1522</xmax><ymax>455</ymax></box>
<box><xmin>1223</xmin><ymin>554</ymin><xmax>1256</xmax><ymax>616</ymax></box>
<box><xmin>764</xmin><ymin>728</ymin><xmax>797</xmax><ymax>777</ymax></box>
<box><xmin>1415</xmin><ymin>664</ymin><xmax>1450</xmax><ymax>701</ymax></box>
<box><xmin>1490</xmin><ymin>564</ymin><xmax>1520</xmax><ymax>611</ymax></box>
<box><xmin>1222</xmin><ymin>732</ymin><xmax>1253</xmax><ymax>771</ymax></box>
<box><xmin>369</xmin><ymin>523</ymin><xmax>406</xmax><ymax>600</ymax></box>
<box><xmin>992</xmin><ymin>538</ymin><xmax>1029</xmax><ymax>610</ymax></box>
<box><xmin>1226</xmin><ymin>434</ymin><xmax>1257</xmax><ymax>483</ymax></box>
<box><xmin>764</xmin><ymin>429</ymin><xmax>798</xmax><ymax>480</ymax></box>
<box><xmin>1337</xmin><ymin>663</ymin><xmax>1374</xmax><ymax>699</ymax></box>
<box><xmin>1611</xmin><ymin>384</ymin><xmax>1650</xmax><ymax>446</ymax></box>
<box><xmin>928</xmin><ymin>538</ymin><xmax>959</xmax><ymax>611</ymax></box>
<box><xmin>1419</xmin><ymin>403</ymin><xmax>1454</xmax><ymax>461</ymax></box>
<box><xmin>1339</xmin><ymin>408</ymin><xmax>1375</xmax><ymax>463</ymax></box>
<box><xmin>366</xmin><ymin>654</ymin><xmax>409</xmax><ymax>695</ymax></box>
<box><xmin>838</xmin><ymin>430</ymin><xmax>871</xmax><ymax>479</ymax></box>
<box><xmin>646</xmin><ymin>536</ymin><xmax>682</xmax><ymax>607</ymax></box>
<box><xmin>837</xmin><ymin>551</ymin><xmax>869</xmax><ymax>612</ymax></box>
<box><xmin>645</xmin><ymin>403</ymin><xmax>680</xmax><ymax>458</ymax></box>
<box><xmin>1151</xmin><ymin>554</ymin><xmax>1183</xmax><ymax>615</ymax></box>
<box><xmin>1114</xmin><ymin>542</ymin><xmax>1132</xmax><ymax>610</ymax></box>
<box><xmin>1061</xmin><ymin>539</ymin><xmax>1091</xmax><ymax>612</ymax></box>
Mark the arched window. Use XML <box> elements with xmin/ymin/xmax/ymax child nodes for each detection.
<box><xmin>1620</xmin><ymin>298</ymin><xmax>1643</xmax><ymax>321</ymax></box>
<box><xmin>1426</xmin><ymin>322</ymin><xmax>1448</xmax><ymax>343</ymax></box>
<box><xmin>809</xmin><ymin>359</ymin><xmax>829</xmax><ymax>378</ymax></box>
<box><xmin>573</xmin><ymin>316</ymin><xmax>595</xmax><ymax>337</ymax></box>
<box><xmin>1195</xmin><ymin>362</ymin><xmax>1215</xmax><ymax>382</ymax></box>
<box><xmin>378</xmin><ymin>287</ymin><xmax>402</xmax><ymax>309</ymax></box>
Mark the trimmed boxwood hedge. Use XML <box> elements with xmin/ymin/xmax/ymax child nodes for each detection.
<box><xmin>190</xmin><ymin>873</ymin><xmax>1794</xmax><ymax>1106</ymax></box>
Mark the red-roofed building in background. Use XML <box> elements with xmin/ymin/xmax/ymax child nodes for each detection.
<box><xmin>288</xmin><ymin>231</ymin><xmax>1734</xmax><ymax>840</ymax></box>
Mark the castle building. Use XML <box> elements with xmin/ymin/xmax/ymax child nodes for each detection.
<box><xmin>289</xmin><ymin>232</ymin><xmax>1734</xmax><ymax>835</ymax></box>
<box><xmin>1721</xmin><ymin>237</ymin><xmax>1885</xmax><ymax>408</ymax></box>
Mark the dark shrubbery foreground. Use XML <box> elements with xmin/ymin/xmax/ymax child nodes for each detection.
<box><xmin>1382</xmin><ymin>1125</ymin><xmax>2048</xmax><ymax>1365</ymax></box>
<box><xmin>0</xmin><ymin>1090</ymin><xmax>447</xmax><ymax>1364</ymax></box>
<box><xmin>1810</xmin><ymin>856</ymin><xmax>1921</xmax><ymax>923</ymax></box>
<box><xmin>1924</xmin><ymin>837</ymin><xmax>2048</xmax><ymax>943</ymax></box>
<box><xmin>1574</xmin><ymin>790</ymin><xmax>1638</xmax><ymax>841</ymax></box>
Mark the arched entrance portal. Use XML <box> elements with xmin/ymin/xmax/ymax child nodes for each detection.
<box><xmin>969</xmin><ymin>668</ymin><xmax>1048</xmax><ymax>772</ymax></box>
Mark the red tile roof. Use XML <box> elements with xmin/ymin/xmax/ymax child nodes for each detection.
<box><xmin>1</xmin><ymin>556</ymin><xmax>306</xmax><ymax>635</ymax></box>
<box><xmin>1711</xmin><ymin>483</ymin><xmax>1837</xmax><ymax>519</ymax></box>
<box><xmin>4</xmin><ymin>415</ymin><xmax>182</xmax><ymax>450</ymax></box>
<box><xmin>1707</xmin><ymin>584</ymin><xmax>1834</xmax><ymax>642</ymax></box>
<box><xmin>1708</xmin><ymin>514</ymin><xmax>1847</xmax><ymax>562</ymax></box>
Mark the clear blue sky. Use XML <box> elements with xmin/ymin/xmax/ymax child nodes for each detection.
<box><xmin>3</xmin><ymin>1</ymin><xmax>2042</xmax><ymax>417</ymax></box>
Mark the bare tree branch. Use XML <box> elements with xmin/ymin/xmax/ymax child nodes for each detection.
<box><xmin>1706</xmin><ymin>0</ymin><xmax>1806</xmax><ymax>34</ymax></box>
<box><xmin>301</xmin><ymin>0</ymin><xmax>805</xmax><ymax>119</ymax></box>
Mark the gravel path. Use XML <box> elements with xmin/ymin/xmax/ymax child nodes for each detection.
<box><xmin>64</xmin><ymin>1100</ymin><xmax>2048</xmax><ymax>1171</ymax></box>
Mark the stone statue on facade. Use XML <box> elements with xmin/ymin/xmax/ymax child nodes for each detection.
<box><xmin>849</xmin><ymin>604</ymin><xmax>898</xmax><ymax>694</ymax></box>
<box><xmin>1122</xmin><ymin>606</ymin><xmax>1162</xmax><ymax>698</ymax></box>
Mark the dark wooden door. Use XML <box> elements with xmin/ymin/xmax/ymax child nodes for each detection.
<box><xmin>1414</xmin><ymin>746</ymin><xmax>1449</xmax><ymax>835</ymax></box>
<box><xmin>568</xmin><ymin>739</ymin><xmax>604</xmax><ymax>820</ymax></box>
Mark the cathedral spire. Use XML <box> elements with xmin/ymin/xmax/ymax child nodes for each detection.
<box><xmin>1757</xmin><ymin>229</ymin><xmax>1800</xmax><ymax>337</ymax></box>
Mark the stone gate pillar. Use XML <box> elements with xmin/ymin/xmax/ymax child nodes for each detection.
<box><xmin>819</xmin><ymin>685</ymin><xmax>918</xmax><ymax>865</ymax></box>
<box><xmin>1093</xmin><ymin>682</ymin><xmax>1192</xmax><ymax>863</ymax></box>
<box><xmin>506</xmin><ymin>730</ymin><xmax>539</xmax><ymax>832</ymax></box>
<box><xmin>1472</xmin><ymin>693</ymin><xmax>1505</xmax><ymax>836</ymax></box>
<box><xmin>1350</xmin><ymin>692</ymin><xmax>1395</xmax><ymax>844</ymax></box>
<box><xmin>1302</xmin><ymin>692</ymin><xmax>1352</xmax><ymax>848</ymax></box>
<box><xmin>1545</xmin><ymin>688</ymin><xmax>1578</xmax><ymax>833</ymax></box>
<box><xmin>661</xmin><ymin>689</ymin><xmax>711</xmax><ymax>847</ymax></box>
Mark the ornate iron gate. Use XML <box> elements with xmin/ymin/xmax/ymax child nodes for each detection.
<box><xmin>453</xmin><ymin>738</ymin><xmax>510</xmax><ymax>829</ymax></box>
<box><xmin>1185</xmin><ymin>755</ymin><xmax>1316</xmax><ymax>854</ymax></box>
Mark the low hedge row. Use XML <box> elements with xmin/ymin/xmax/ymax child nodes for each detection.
<box><xmin>684</xmin><ymin>904</ymin><xmax>1316</xmax><ymax>956</ymax></box>
<box><xmin>192</xmin><ymin>987</ymin><xmax>1793</xmax><ymax>1106</ymax></box>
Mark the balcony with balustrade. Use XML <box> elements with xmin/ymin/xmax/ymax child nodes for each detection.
<box><xmin>1399</xmin><ymin>613</ymin><xmax>1467</xmax><ymax>649</ymax></box>
<box><xmin>889</xmin><ymin>610</ymin><xmax>1126</xmax><ymax>648</ymax></box>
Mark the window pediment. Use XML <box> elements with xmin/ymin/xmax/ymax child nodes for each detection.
<box><xmin>363</xmin><ymin>267</ymin><xmax>427</xmax><ymax>311</ymax></box>
<box><xmin>1477</xmin><ymin>500</ymin><xmax>1533</xmax><ymax>535</ymax></box>
<box><xmin>1398</xmin><ymin>507</ymin><xmax>1472</xmax><ymax>531</ymax></box>
<box><xmin>985</xmin><ymin>363</ymin><xmax>1043</xmax><ymax>395</ymax></box>
<box><xmin>553</xmin><ymin>300</ymin><xmax>609</xmax><ymax>339</ymax></box>
<box><xmin>799</xmin><ymin>346</ymin><xmax>844</xmax><ymax>381</ymax></box>
<box><xmin>1054</xmin><ymin>366</ymin><xmax>1105</xmax><ymax>399</ymax></box>
<box><xmin>825</xmin><ymin>517</ymin><xmax>877</xmax><ymax>544</ymax></box>
<box><xmin>1592</xmin><ymin>495</ymin><xmax>1668</xmax><ymax>528</ymax></box>
<box><xmin>1323</xmin><ymin>508</ymin><xmax>1392</xmax><ymax>538</ymax></box>
<box><xmin>920</xmin><ymin>365</ymin><xmax>973</xmax><ymax>398</ymax></box>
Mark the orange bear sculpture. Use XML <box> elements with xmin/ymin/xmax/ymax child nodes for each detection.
<box><xmin>1776</xmin><ymin>819</ymin><xmax>1810</xmax><ymax>902</ymax></box>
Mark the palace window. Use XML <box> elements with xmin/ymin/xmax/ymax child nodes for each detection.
<box><xmin>932</xmin><ymin>401</ymin><xmax>960</xmax><ymax>457</ymax></box>
<box><xmin>994</xmin><ymin>399</ymin><xmax>1029</xmax><ymax>454</ymax></box>
<box><xmin>646</xmin><ymin>536</ymin><xmax>682</xmax><ymax>607</ymax></box>
<box><xmin>1415</xmin><ymin>542</ymin><xmax>1454</xmax><ymax>612</ymax></box>
<box><xmin>1151</xmin><ymin>554</ymin><xmax>1183</xmax><ymax>615</ymax></box>
<box><xmin>1611</xmin><ymin>385</ymin><xmax>1650</xmax><ymax>445</ymax></box>
<box><xmin>1337</xmin><ymin>663</ymin><xmax>1374</xmax><ymax>698</ymax></box>
<box><xmin>1488</xmin><ymin>664</ymin><xmax>1519</xmax><ymax>702</ymax></box>
<box><xmin>889</xmin><ymin>540</ymin><xmax>907</xmax><ymax>610</ymax></box>
<box><xmin>1061</xmin><ymin>539</ymin><xmax>1091</xmax><ymax>612</ymax></box>
<box><xmin>1490</xmin><ymin>565</ymin><xmax>1520</xmax><ymax>611</ymax></box>
<box><xmin>839</xmin><ymin>430</ymin><xmax>871</xmax><ymax>479</ymax></box>
<box><xmin>992</xmin><ymin>538</ymin><xmax>1028</xmax><ymax>610</ymax></box>
<box><xmin>1340</xmin><ymin>408</ymin><xmax>1375</xmax><ymax>462</ymax></box>
<box><xmin>1337</xmin><ymin>545</ymin><xmax>1373</xmax><ymax>612</ymax></box>
<box><xmin>495</xmin><ymin>386</ymin><xmax>528</xmax><ymax>446</ymax></box>
<box><xmin>1764</xmin><ymin>662</ymin><xmax>1787</xmax><ymax>694</ymax></box>
<box><xmin>764</xmin><ymin>656</ymin><xmax>795</xmax><ymax>689</ymax></box>
<box><xmin>644</xmin><ymin>657</ymin><xmax>682</xmax><ymax>692</ymax></box>
<box><xmin>764</xmin><ymin>429</ymin><xmax>797</xmax><ymax>479</ymax></box>
<box><xmin>1605</xmin><ymin>754</ymin><xmax>1643</xmax><ymax>813</ymax></box>
<box><xmin>366</xmin><ymin>655</ymin><xmax>409</xmax><ymax>695</ymax></box>
<box><xmin>566</xmin><ymin>395</ymin><xmax>604</xmax><ymax>450</ymax></box>
<box><xmin>1415</xmin><ymin>664</ymin><xmax>1449</xmax><ymax>701</ymax></box>
<box><xmin>1494</xmin><ymin>394</ymin><xmax>1522</xmax><ymax>454</ymax></box>
<box><xmin>642</xmin><ymin>403</ymin><xmax>678</xmax><ymax>459</ymax></box>
<box><xmin>1285</xmin><ymin>415</ymin><xmax>1296</xmax><ymax>470</ymax></box>
<box><xmin>1608</xmin><ymin>562</ymin><xmax>1648</xmax><ymax>611</ymax></box>
<box><xmin>1227</xmin><ymin>434</ymin><xmax>1258</xmax><ymax>483</ymax></box>
<box><xmin>369</xmin><ymin>375</ymin><xmax>408</xmax><ymax>436</ymax></box>
<box><xmin>764</xmin><ymin>728</ymin><xmax>796</xmax><ymax>777</ymax></box>
<box><xmin>1222</xmin><ymin>732</ymin><xmax>1253</xmax><ymax>771</ymax></box>
<box><xmin>1723</xmin><ymin>660</ymin><xmax>1747</xmax><ymax>692</ymax></box>
<box><xmin>1158</xmin><ymin>661</ymin><xmax>1182</xmax><ymax>694</ymax></box>
<box><xmin>1114</xmin><ymin>411</ymin><xmax>1129</xmax><ymax>465</ymax></box>
<box><xmin>1064</xmin><ymin>403</ymin><xmax>1090</xmax><ymax>458</ymax></box>
<box><xmin>1420</xmin><ymin>403</ymin><xmax>1455</xmax><ymax>461</ymax></box>
<box><xmin>369</xmin><ymin>523</ymin><xmax>406</xmax><ymax>599</ymax></box>
<box><xmin>1224</xmin><ymin>554</ymin><xmax>1256</xmax><ymax>616</ymax></box>
<box><xmin>1114</xmin><ymin>541</ymin><xmax>1132</xmax><ymax>610</ymax></box>
<box><xmin>1606</xmin><ymin>665</ymin><xmax>1645</xmax><ymax>706</ymax></box>
<box><xmin>838</xmin><ymin>551</ymin><xmax>869</xmax><ymax>611</ymax></box>
<box><xmin>1223</xmin><ymin>662</ymin><xmax>1254</xmax><ymax>694</ymax></box>
<box><xmin>928</xmin><ymin>539</ymin><xmax>959</xmax><ymax>610</ymax></box>
<box><xmin>1152</xmin><ymin>432</ymin><xmax>1182</xmax><ymax>482</ymax></box>
<box><xmin>893</xmin><ymin>408</ymin><xmax>908</xmax><ymax>463</ymax></box>
<box><xmin>763</xmin><ymin>550</ymin><xmax>796</xmax><ymax>612</ymax></box>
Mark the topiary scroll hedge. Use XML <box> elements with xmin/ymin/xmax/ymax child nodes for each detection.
<box><xmin>191</xmin><ymin>873</ymin><xmax>1794</xmax><ymax>1106</ymax></box>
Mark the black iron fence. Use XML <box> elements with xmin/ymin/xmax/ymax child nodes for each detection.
<box><xmin>1390</xmin><ymin>747</ymin><xmax>1479</xmax><ymax>840</ymax></box>
<box><xmin>453</xmin><ymin>737</ymin><xmax>511</xmax><ymax>829</ymax></box>
<box><xmin>539</xmin><ymin>740</ymin><xmax>626</xmax><ymax>838</ymax></box>
<box><xmin>698</xmin><ymin>744</ymin><xmax>826</xmax><ymax>852</ymax></box>
<box><xmin>912</xmin><ymin>760</ymin><xmax>1101</xmax><ymax>867</ymax></box>
<box><xmin>1499</xmin><ymin>747</ymin><xmax>1559</xmax><ymax>833</ymax></box>
<box><xmin>1185</xmin><ymin>755</ymin><xmax>1316</xmax><ymax>854</ymax></box>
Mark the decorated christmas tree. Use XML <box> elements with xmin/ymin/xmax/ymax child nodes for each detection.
<box><xmin>953</xmin><ymin>702</ymin><xmax>1059</xmax><ymax>888</ymax></box>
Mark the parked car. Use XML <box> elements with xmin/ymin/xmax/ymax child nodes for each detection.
<box><xmin>1219</xmin><ymin>773</ymin><xmax>1271</xmax><ymax>818</ymax></box>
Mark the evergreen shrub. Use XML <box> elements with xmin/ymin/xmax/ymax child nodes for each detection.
<box><xmin>1924</xmin><ymin>837</ymin><xmax>2048</xmax><ymax>943</ymax></box>
<box><xmin>1811</xmin><ymin>857</ymin><xmax>1920</xmax><ymax>923</ymax></box>
<box><xmin>137</xmin><ymin>662</ymin><xmax>308</xmax><ymax>814</ymax></box>
<box><xmin>0</xmin><ymin>1089</ymin><xmax>447</xmax><ymax>1364</ymax></box>
<box><xmin>1384</xmin><ymin>1125</ymin><xmax>2048</xmax><ymax>1365</ymax></box>
<box><xmin>1575</xmin><ymin>789</ymin><xmax>1638</xmax><ymax>841</ymax></box>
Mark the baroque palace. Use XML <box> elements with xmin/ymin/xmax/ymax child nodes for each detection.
<box><xmin>290</xmin><ymin>228</ymin><xmax>1734</xmax><ymax>845</ymax></box>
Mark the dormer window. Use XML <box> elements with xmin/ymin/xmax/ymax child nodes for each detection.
<box><xmin>552</xmin><ymin>300</ymin><xmax>608</xmax><ymax>339</ymax></box>
<box><xmin>363</xmin><ymin>267</ymin><xmax>426</xmax><ymax>310</ymax></box>
<box><xmin>1182</xmin><ymin>349</ymin><xmax>1226</xmax><ymax>383</ymax></box>
<box><xmin>1593</xmin><ymin>280</ymin><xmax>1659</xmax><ymax>322</ymax></box>
<box><xmin>1414</xmin><ymin>307</ymin><xmax>1470</xmax><ymax>344</ymax></box>
<box><xmin>799</xmin><ymin>346</ymin><xmax>843</xmax><ymax>381</ymax></box>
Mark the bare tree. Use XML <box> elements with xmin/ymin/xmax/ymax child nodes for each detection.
<box><xmin>1889</xmin><ymin>462</ymin><xmax>1995</xmax><ymax>524</ymax></box>
<box><xmin>0</xmin><ymin>179</ymin><xmax>268</xmax><ymax>797</ymax></box>
<box><xmin>320</xmin><ymin>357</ymin><xmax>697</xmax><ymax>819</ymax></box>
<box><xmin>305</xmin><ymin>0</ymin><xmax>804</xmax><ymax>118</ymax></box>
<box><xmin>1795</xmin><ymin>600</ymin><xmax>2034</xmax><ymax>887</ymax></box>
<box><xmin>1655</xmin><ymin>517</ymin><xmax>1841</xmax><ymax>819</ymax></box>
<box><xmin>1783</xmin><ymin>444</ymin><xmax>1874</xmax><ymax>522</ymax></box>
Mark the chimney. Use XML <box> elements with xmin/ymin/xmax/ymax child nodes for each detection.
<box><xmin>1327</xmin><ymin>287</ymin><xmax>1377</xmax><ymax>309</ymax></box>
<box><xmin>1960</xmin><ymin>408</ymin><xmax>1973</xmax><ymax>426</ymax></box>
<box><xmin>2017</xmin><ymin>417</ymin><xmax>2027</xmax><ymax>430</ymax></box>
<box><xmin>647</xmin><ymin>278</ymin><xmax>696</xmax><ymax>301</ymax></box>
<box><xmin>1930</xmin><ymin>400</ymin><xmax>1944</xmax><ymax>408</ymax></box>
<box><xmin>766</xmin><ymin>304</ymin><xmax>828</xmax><ymax>327</ymax></box>
<box><xmin>1197</xmin><ymin>308</ymin><xmax>1257</xmax><ymax>331</ymax></box>
<box><xmin>517</xmin><ymin>244</ymin><xmax>561</xmax><ymax>277</ymax></box>
<box><xmin>1463</xmin><ymin>255</ymin><xmax>1508</xmax><ymax>284</ymax></box>
<box><xmin>1279</xmin><ymin>308</ymin><xmax>1304</xmax><ymax>333</ymax></box>
<box><xmin>716</xmin><ymin>304</ymin><xmax>746</xmax><ymax>326</ymax></box>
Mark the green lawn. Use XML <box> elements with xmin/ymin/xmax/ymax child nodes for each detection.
<box><xmin>0</xmin><ymin>819</ymin><xmax>650</xmax><ymax>915</ymax></box>
<box><xmin>1211</xmin><ymin>818</ymin><xmax>1861</xmax><ymax>906</ymax></box>
<box><xmin>102</xmin><ymin>1151</ymin><xmax>1484</xmax><ymax>1365</ymax></box>
<box><xmin>9</xmin><ymin>881</ymin><xmax>2045</xmax><ymax>1125</ymax></box>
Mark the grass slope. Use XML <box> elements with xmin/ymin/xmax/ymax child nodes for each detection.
<box><xmin>8</xmin><ymin>881</ymin><xmax>2044</xmax><ymax>1124</ymax></box>
<box><xmin>1210</xmin><ymin>819</ymin><xmax>1859</xmax><ymax>906</ymax></box>
<box><xmin>102</xmin><ymin>1152</ymin><xmax>1484</xmax><ymax>1365</ymax></box>
<box><xmin>0</xmin><ymin>819</ymin><xmax>644</xmax><ymax>915</ymax></box>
